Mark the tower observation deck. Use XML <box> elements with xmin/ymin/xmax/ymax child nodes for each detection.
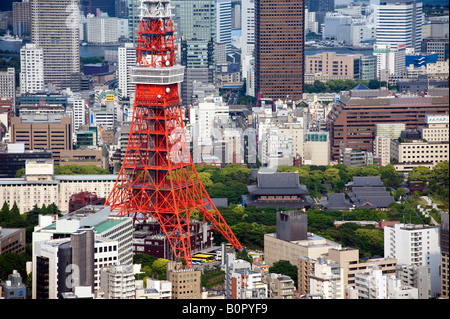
<box><xmin>105</xmin><ymin>0</ymin><xmax>242</xmax><ymax>267</ymax></box>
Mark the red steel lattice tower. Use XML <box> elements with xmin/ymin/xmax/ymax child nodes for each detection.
<box><xmin>105</xmin><ymin>0</ymin><xmax>242</xmax><ymax>267</ymax></box>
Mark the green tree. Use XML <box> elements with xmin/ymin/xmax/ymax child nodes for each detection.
<box><xmin>368</xmin><ymin>79</ymin><xmax>381</xmax><ymax>89</ymax></box>
<box><xmin>9</xmin><ymin>202</ymin><xmax>21</xmax><ymax>223</ymax></box>
<box><xmin>408</xmin><ymin>166</ymin><xmax>433</xmax><ymax>182</ymax></box>
<box><xmin>346</xmin><ymin>166</ymin><xmax>362</xmax><ymax>179</ymax></box>
<box><xmin>15</xmin><ymin>168</ymin><xmax>25</xmax><ymax>178</ymax></box>
<box><xmin>361</xmin><ymin>164</ymin><xmax>380</xmax><ymax>176</ymax></box>
<box><xmin>432</xmin><ymin>161</ymin><xmax>449</xmax><ymax>185</ymax></box>
<box><xmin>221</xmin><ymin>164</ymin><xmax>251</xmax><ymax>184</ymax></box>
<box><xmin>323</xmin><ymin>168</ymin><xmax>341</xmax><ymax>185</ymax></box>
<box><xmin>198</xmin><ymin>172</ymin><xmax>213</xmax><ymax>188</ymax></box>
<box><xmin>354</xmin><ymin>228</ymin><xmax>384</xmax><ymax>257</ymax></box>
<box><xmin>0</xmin><ymin>202</ymin><xmax>10</xmax><ymax>224</ymax></box>
<box><xmin>54</xmin><ymin>164</ymin><xmax>110</xmax><ymax>175</ymax></box>
<box><xmin>393</xmin><ymin>188</ymin><xmax>406</xmax><ymax>201</ymax></box>
<box><xmin>236</xmin><ymin>248</ymin><xmax>253</xmax><ymax>264</ymax></box>
<box><xmin>380</xmin><ymin>164</ymin><xmax>404</xmax><ymax>189</ymax></box>
<box><xmin>0</xmin><ymin>252</ymin><xmax>31</xmax><ymax>281</ymax></box>
<box><xmin>133</xmin><ymin>253</ymin><xmax>157</xmax><ymax>268</ymax></box>
<box><xmin>152</xmin><ymin>258</ymin><xmax>170</xmax><ymax>279</ymax></box>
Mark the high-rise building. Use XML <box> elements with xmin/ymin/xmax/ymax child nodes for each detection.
<box><xmin>68</xmin><ymin>96</ymin><xmax>87</xmax><ymax>135</ymax></box>
<box><xmin>33</xmin><ymin>228</ymin><xmax>96</xmax><ymax>299</ymax></box>
<box><xmin>305</xmin><ymin>0</ymin><xmax>334</xmax><ymax>30</ymax></box>
<box><xmin>172</xmin><ymin>0</ymin><xmax>216</xmax><ymax>105</ymax></box>
<box><xmin>421</xmin><ymin>37</ymin><xmax>450</xmax><ymax>62</ymax></box>
<box><xmin>240</xmin><ymin>0</ymin><xmax>255</xmax><ymax>56</ymax></box>
<box><xmin>354</xmin><ymin>266</ymin><xmax>388</xmax><ymax>299</ymax></box>
<box><xmin>30</xmin><ymin>0</ymin><xmax>80</xmax><ymax>90</ymax></box>
<box><xmin>118</xmin><ymin>43</ymin><xmax>136</xmax><ymax>100</ymax></box>
<box><xmin>86</xmin><ymin>14</ymin><xmax>121</xmax><ymax>44</ymax></box>
<box><xmin>241</xmin><ymin>0</ymin><xmax>255</xmax><ymax>91</ymax></box>
<box><xmin>115</xmin><ymin>0</ymin><xmax>128</xmax><ymax>18</ymax></box>
<box><xmin>372</xmin><ymin>0</ymin><xmax>422</xmax><ymax>52</ymax></box>
<box><xmin>0</xmin><ymin>68</ymin><xmax>16</xmax><ymax>109</ymax></box>
<box><xmin>32</xmin><ymin>205</ymin><xmax>133</xmax><ymax>298</ymax></box>
<box><xmin>395</xmin><ymin>264</ymin><xmax>431</xmax><ymax>299</ymax></box>
<box><xmin>309</xmin><ymin>259</ymin><xmax>344</xmax><ymax>299</ymax></box>
<box><xmin>13</xmin><ymin>0</ymin><xmax>31</xmax><ymax>37</ymax></box>
<box><xmin>373</xmin><ymin>43</ymin><xmax>406</xmax><ymax>81</ymax></box>
<box><xmin>305</xmin><ymin>52</ymin><xmax>363</xmax><ymax>83</ymax></box>
<box><xmin>80</xmin><ymin>0</ymin><xmax>116</xmax><ymax>17</ymax></box>
<box><xmin>305</xmin><ymin>0</ymin><xmax>334</xmax><ymax>13</ymax></box>
<box><xmin>440</xmin><ymin>213</ymin><xmax>449</xmax><ymax>299</ymax></box>
<box><xmin>20</xmin><ymin>43</ymin><xmax>44</xmax><ymax>94</ymax></box>
<box><xmin>359</xmin><ymin>55</ymin><xmax>377</xmax><ymax>81</ymax></box>
<box><xmin>216</xmin><ymin>0</ymin><xmax>232</xmax><ymax>54</ymax></box>
<box><xmin>384</xmin><ymin>223</ymin><xmax>441</xmax><ymax>298</ymax></box>
<box><xmin>254</xmin><ymin>0</ymin><xmax>305</xmax><ymax>101</ymax></box>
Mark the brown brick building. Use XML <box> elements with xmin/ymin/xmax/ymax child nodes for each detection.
<box><xmin>327</xmin><ymin>89</ymin><xmax>449</xmax><ymax>161</ymax></box>
<box><xmin>255</xmin><ymin>0</ymin><xmax>305</xmax><ymax>101</ymax></box>
<box><xmin>10</xmin><ymin>115</ymin><xmax>72</xmax><ymax>164</ymax></box>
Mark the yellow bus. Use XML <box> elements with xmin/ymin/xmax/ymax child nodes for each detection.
<box><xmin>192</xmin><ymin>253</ymin><xmax>216</xmax><ymax>263</ymax></box>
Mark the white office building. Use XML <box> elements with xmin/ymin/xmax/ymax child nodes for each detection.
<box><xmin>373</xmin><ymin>135</ymin><xmax>391</xmax><ymax>167</ymax></box>
<box><xmin>373</xmin><ymin>43</ymin><xmax>406</xmax><ymax>81</ymax></box>
<box><xmin>309</xmin><ymin>259</ymin><xmax>344</xmax><ymax>299</ymax></box>
<box><xmin>118</xmin><ymin>43</ymin><xmax>137</xmax><ymax>100</ymax></box>
<box><xmin>384</xmin><ymin>223</ymin><xmax>440</xmax><ymax>297</ymax></box>
<box><xmin>371</xmin><ymin>0</ymin><xmax>422</xmax><ymax>52</ymax></box>
<box><xmin>68</xmin><ymin>96</ymin><xmax>87</xmax><ymax>135</ymax></box>
<box><xmin>240</xmin><ymin>0</ymin><xmax>255</xmax><ymax>60</ymax></box>
<box><xmin>100</xmin><ymin>264</ymin><xmax>135</xmax><ymax>299</ymax></box>
<box><xmin>216</xmin><ymin>0</ymin><xmax>232</xmax><ymax>53</ymax></box>
<box><xmin>231</xmin><ymin>269</ymin><xmax>268</xmax><ymax>299</ymax></box>
<box><xmin>32</xmin><ymin>205</ymin><xmax>133</xmax><ymax>299</ymax></box>
<box><xmin>355</xmin><ymin>266</ymin><xmax>387</xmax><ymax>299</ymax></box>
<box><xmin>86</xmin><ymin>14</ymin><xmax>128</xmax><ymax>44</ymax></box>
<box><xmin>386</xmin><ymin>275</ymin><xmax>419</xmax><ymax>299</ymax></box>
<box><xmin>189</xmin><ymin>100</ymin><xmax>230</xmax><ymax>163</ymax></box>
<box><xmin>20</xmin><ymin>43</ymin><xmax>44</xmax><ymax>94</ymax></box>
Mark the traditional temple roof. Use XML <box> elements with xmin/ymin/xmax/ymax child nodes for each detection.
<box><xmin>345</xmin><ymin>176</ymin><xmax>385</xmax><ymax>188</ymax></box>
<box><xmin>247</xmin><ymin>171</ymin><xmax>309</xmax><ymax>196</ymax></box>
<box><xmin>323</xmin><ymin>193</ymin><xmax>352</xmax><ymax>211</ymax></box>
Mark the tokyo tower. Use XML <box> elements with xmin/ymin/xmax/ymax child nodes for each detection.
<box><xmin>105</xmin><ymin>0</ymin><xmax>242</xmax><ymax>267</ymax></box>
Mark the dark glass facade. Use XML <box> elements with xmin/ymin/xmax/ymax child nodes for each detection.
<box><xmin>255</xmin><ymin>0</ymin><xmax>305</xmax><ymax>101</ymax></box>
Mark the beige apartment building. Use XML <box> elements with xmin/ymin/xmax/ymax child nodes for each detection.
<box><xmin>304</xmin><ymin>52</ymin><xmax>363</xmax><ymax>83</ymax></box>
<box><xmin>391</xmin><ymin>115</ymin><xmax>449</xmax><ymax>173</ymax></box>
<box><xmin>297</xmin><ymin>247</ymin><xmax>397</xmax><ymax>297</ymax></box>
<box><xmin>0</xmin><ymin>159</ymin><xmax>117</xmax><ymax>214</ymax></box>
<box><xmin>264</xmin><ymin>232</ymin><xmax>342</xmax><ymax>267</ymax></box>
<box><xmin>391</xmin><ymin>140</ymin><xmax>448</xmax><ymax>167</ymax></box>
<box><xmin>166</xmin><ymin>261</ymin><xmax>202</xmax><ymax>299</ymax></box>
<box><xmin>0</xmin><ymin>227</ymin><xmax>26</xmax><ymax>255</ymax></box>
<box><xmin>326</xmin><ymin>248</ymin><xmax>397</xmax><ymax>289</ymax></box>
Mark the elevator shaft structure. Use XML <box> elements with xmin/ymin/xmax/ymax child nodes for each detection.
<box><xmin>105</xmin><ymin>0</ymin><xmax>242</xmax><ymax>267</ymax></box>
